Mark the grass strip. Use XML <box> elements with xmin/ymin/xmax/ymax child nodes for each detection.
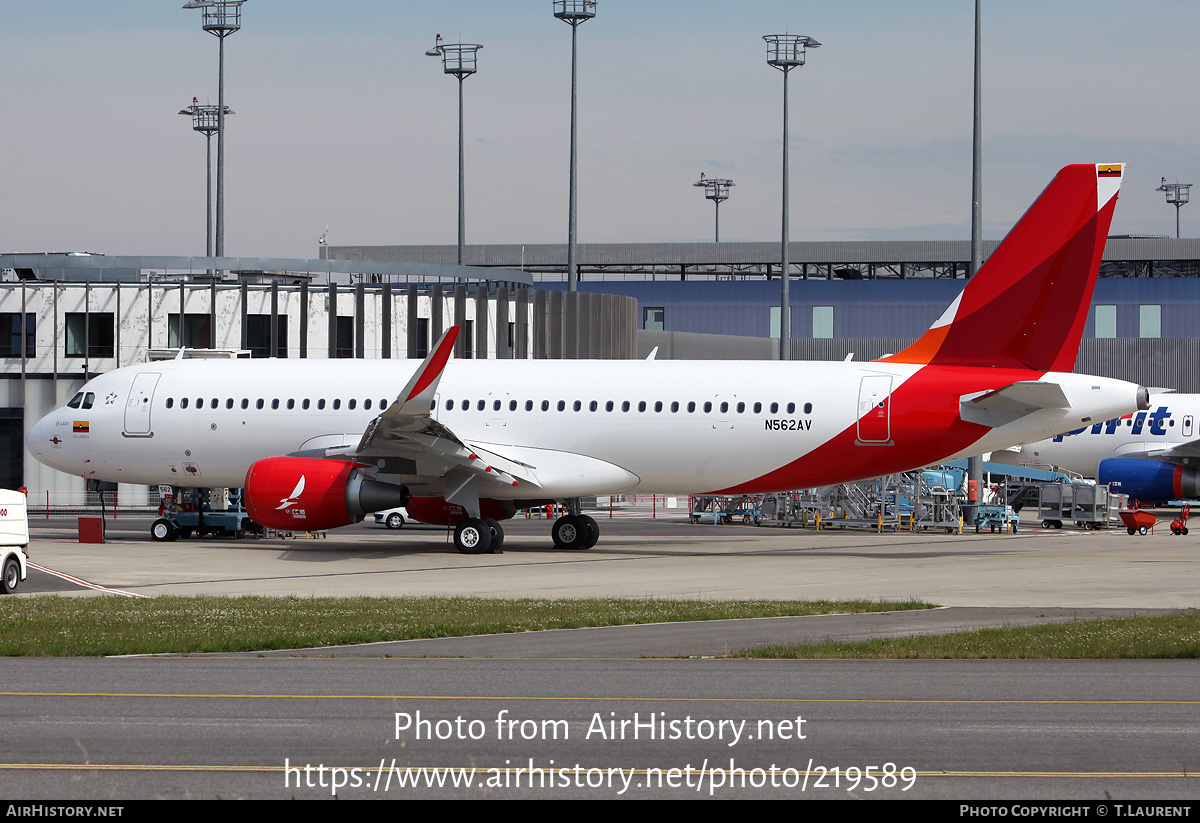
<box><xmin>0</xmin><ymin>596</ymin><xmax>932</xmax><ymax>657</ymax></box>
<box><xmin>741</xmin><ymin>613</ymin><xmax>1200</xmax><ymax>660</ymax></box>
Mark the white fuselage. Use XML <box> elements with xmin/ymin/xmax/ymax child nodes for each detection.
<box><xmin>28</xmin><ymin>357</ymin><xmax>1145</xmax><ymax>498</ymax></box>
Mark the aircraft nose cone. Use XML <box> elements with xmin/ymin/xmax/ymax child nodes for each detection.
<box><xmin>26</xmin><ymin>415</ymin><xmax>47</xmax><ymax>458</ymax></box>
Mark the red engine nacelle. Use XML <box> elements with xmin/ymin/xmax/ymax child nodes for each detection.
<box><xmin>244</xmin><ymin>456</ymin><xmax>408</xmax><ymax>531</ymax></box>
<box><xmin>406</xmin><ymin>496</ymin><xmax>516</xmax><ymax>527</ymax></box>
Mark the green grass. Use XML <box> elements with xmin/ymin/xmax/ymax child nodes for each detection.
<box><xmin>0</xmin><ymin>596</ymin><xmax>932</xmax><ymax>657</ymax></box>
<box><xmin>741</xmin><ymin>613</ymin><xmax>1200</xmax><ymax>660</ymax></box>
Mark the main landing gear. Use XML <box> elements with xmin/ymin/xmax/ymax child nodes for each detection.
<box><xmin>552</xmin><ymin>514</ymin><xmax>599</xmax><ymax>550</ymax></box>
<box><xmin>447</xmin><ymin>500</ymin><xmax>601</xmax><ymax>554</ymax></box>
<box><xmin>551</xmin><ymin>499</ymin><xmax>599</xmax><ymax>551</ymax></box>
<box><xmin>452</xmin><ymin>517</ymin><xmax>505</xmax><ymax>555</ymax></box>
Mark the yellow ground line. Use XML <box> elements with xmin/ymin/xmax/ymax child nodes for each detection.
<box><xmin>2</xmin><ymin>691</ymin><xmax>1197</xmax><ymax>705</ymax></box>
<box><xmin>0</xmin><ymin>764</ymin><xmax>1194</xmax><ymax>778</ymax></box>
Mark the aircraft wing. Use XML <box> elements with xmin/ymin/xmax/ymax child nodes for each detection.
<box><xmin>348</xmin><ymin>327</ymin><xmax>537</xmax><ymax>490</ymax></box>
<box><xmin>959</xmin><ymin>381</ymin><xmax>1070</xmax><ymax>427</ymax></box>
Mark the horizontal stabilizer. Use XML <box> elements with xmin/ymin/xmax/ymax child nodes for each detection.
<box><xmin>960</xmin><ymin>381</ymin><xmax>1069</xmax><ymax>427</ymax></box>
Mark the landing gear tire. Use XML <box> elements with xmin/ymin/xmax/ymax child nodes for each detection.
<box><xmin>151</xmin><ymin>518</ymin><xmax>178</xmax><ymax>542</ymax></box>
<box><xmin>552</xmin><ymin>515</ymin><xmax>589</xmax><ymax>550</ymax></box>
<box><xmin>454</xmin><ymin>518</ymin><xmax>492</xmax><ymax>554</ymax></box>
<box><xmin>579</xmin><ymin>515</ymin><xmax>599</xmax><ymax>549</ymax></box>
<box><xmin>1</xmin><ymin>557</ymin><xmax>20</xmax><ymax>594</ymax></box>
<box><xmin>483</xmin><ymin>518</ymin><xmax>505</xmax><ymax>554</ymax></box>
<box><xmin>386</xmin><ymin>512</ymin><xmax>405</xmax><ymax>530</ymax></box>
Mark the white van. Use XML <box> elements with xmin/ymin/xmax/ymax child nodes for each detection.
<box><xmin>0</xmin><ymin>489</ymin><xmax>30</xmax><ymax>594</ymax></box>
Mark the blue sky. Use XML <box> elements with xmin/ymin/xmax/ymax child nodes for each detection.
<box><xmin>3</xmin><ymin>1</ymin><xmax>1198</xmax><ymax>258</ymax></box>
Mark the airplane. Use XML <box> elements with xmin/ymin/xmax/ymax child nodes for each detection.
<box><xmin>26</xmin><ymin>163</ymin><xmax>1149</xmax><ymax>554</ymax></box>
<box><xmin>990</xmin><ymin>391</ymin><xmax>1200</xmax><ymax>501</ymax></box>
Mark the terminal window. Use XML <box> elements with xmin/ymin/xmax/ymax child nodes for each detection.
<box><xmin>643</xmin><ymin>307</ymin><xmax>665</xmax><ymax>331</ymax></box>
<box><xmin>245</xmin><ymin>314</ymin><xmax>288</xmax><ymax>358</ymax></box>
<box><xmin>1094</xmin><ymin>305</ymin><xmax>1116</xmax><ymax>338</ymax></box>
<box><xmin>768</xmin><ymin>306</ymin><xmax>791</xmax><ymax>338</ymax></box>
<box><xmin>65</xmin><ymin>312</ymin><xmax>115</xmax><ymax>358</ymax></box>
<box><xmin>1139</xmin><ymin>305</ymin><xmax>1161</xmax><ymax>339</ymax></box>
<box><xmin>1</xmin><ymin>313</ymin><xmax>34</xmax><ymax>357</ymax></box>
<box><xmin>812</xmin><ymin>306</ymin><xmax>834</xmax><ymax>339</ymax></box>
<box><xmin>167</xmin><ymin>313</ymin><xmax>212</xmax><ymax>349</ymax></box>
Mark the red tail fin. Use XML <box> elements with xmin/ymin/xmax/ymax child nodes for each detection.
<box><xmin>879</xmin><ymin>163</ymin><xmax>1122</xmax><ymax>371</ymax></box>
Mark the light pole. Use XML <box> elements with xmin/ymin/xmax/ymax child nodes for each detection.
<box><xmin>183</xmin><ymin>0</ymin><xmax>245</xmax><ymax>259</ymax></box>
<box><xmin>554</xmin><ymin>0</ymin><xmax>597</xmax><ymax>292</ymax></box>
<box><xmin>178</xmin><ymin>98</ymin><xmax>234</xmax><ymax>257</ymax></box>
<box><xmin>427</xmin><ymin>35</ymin><xmax>483</xmax><ymax>267</ymax></box>
<box><xmin>764</xmin><ymin>34</ymin><xmax>819</xmax><ymax>361</ymax></box>
<box><xmin>1156</xmin><ymin>179</ymin><xmax>1192</xmax><ymax>239</ymax></box>
<box><xmin>693</xmin><ymin>173</ymin><xmax>735</xmax><ymax>243</ymax></box>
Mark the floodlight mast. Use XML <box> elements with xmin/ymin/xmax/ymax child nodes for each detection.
<box><xmin>427</xmin><ymin>36</ymin><xmax>483</xmax><ymax>267</ymax></box>
<box><xmin>764</xmin><ymin>34</ymin><xmax>819</xmax><ymax>361</ymax></box>
<box><xmin>1157</xmin><ymin>179</ymin><xmax>1192</xmax><ymax>239</ymax></box>
<box><xmin>178</xmin><ymin>99</ymin><xmax>234</xmax><ymax>257</ymax></box>
<box><xmin>554</xmin><ymin>0</ymin><xmax>597</xmax><ymax>293</ymax></box>
<box><xmin>693</xmin><ymin>174</ymin><xmax>735</xmax><ymax>243</ymax></box>
<box><xmin>182</xmin><ymin>0</ymin><xmax>245</xmax><ymax>259</ymax></box>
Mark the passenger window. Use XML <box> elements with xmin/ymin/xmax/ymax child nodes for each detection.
<box><xmin>590</xmin><ymin>401</ymin><xmax>598</xmax><ymax>412</ymax></box>
<box><xmin>622</xmin><ymin>401</ymin><xmax>630</xmax><ymax>412</ymax></box>
<box><xmin>477</xmin><ymin>400</ymin><xmax>485</xmax><ymax>411</ymax></box>
<box><xmin>241</xmin><ymin>399</ymin><xmax>249</xmax><ymax>410</ymax></box>
<box><xmin>317</xmin><ymin>399</ymin><xmax>326</xmax><ymax>410</ymax></box>
<box><xmin>166</xmin><ymin>397</ymin><xmax>174</xmax><ymax>409</ymax></box>
<box><xmin>510</xmin><ymin>400</ymin><xmax>518</xmax><ymax>411</ymax></box>
<box><xmin>605</xmin><ymin>401</ymin><xmax>614</xmax><ymax>412</ymax></box>
<box><xmin>271</xmin><ymin>399</ymin><xmax>280</xmax><ymax>410</ymax></box>
<box><xmin>654</xmin><ymin>401</ymin><xmax>663</xmax><ymax>413</ymax></box>
<box><xmin>541</xmin><ymin>400</ymin><xmax>550</xmax><ymax>412</ymax></box>
<box><xmin>754</xmin><ymin>402</ymin><xmax>762</xmax><ymax>414</ymax></box>
<box><xmin>704</xmin><ymin>401</ymin><xmax>712</xmax><ymax>413</ymax></box>
<box><xmin>67</xmin><ymin>393</ymin><xmax>83</xmax><ymax>409</ymax></box>
<box><xmin>786</xmin><ymin>402</ymin><xmax>795</xmax><ymax>414</ymax></box>
<box><xmin>286</xmin><ymin>399</ymin><xmax>295</xmax><ymax>410</ymax></box>
<box><xmin>348</xmin><ymin>399</ymin><xmax>357</xmax><ymax>410</ymax></box>
<box><xmin>720</xmin><ymin>402</ymin><xmax>729</xmax><ymax>413</ymax></box>
<box><xmin>447</xmin><ymin>400</ymin><xmax>455</xmax><ymax>411</ymax></box>
<box><xmin>256</xmin><ymin>399</ymin><xmax>264</xmax><ymax>410</ymax></box>
<box><xmin>210</xmin><ymin>398</ymin><xmax>219</xmax><ymax>409</ymax></box>
<box><xmin>182</xmin><ymin>398</ymin><xmax>190</xmax><ymax>409</ymax></box>
<box><xmin>687</xmin><ymin>401</ymin><xmax>695</xmax><ymax>413</ymax></box>
<box><xmin>82</xmin><ymin>392</ymin><xmax>95</xmax><ymax>409</ymax></box>
<box><xmin>226</xmin><ymin>398</ymin><xmax>234</xmax><ymax>409</ymax></box>
<box><xmin>333</xmin><ymin>399</ymin><xmax>341</xmax><ymax>410</ymax></box>
<box><xmin>804</xmin><ymin>402</ymin><xmax>812</xmax><ymax>414</ymax></box>
<box><xmin>638</xmin><ymin>401</ymin><xmax>646</xmax><ymax>412</ymax></box>
<box><xmin>195</xmin><ymin>398</ymin><xmax>202</xmax><ymax>408</ymax></box>
<box><xmin>670</xmin><ymin>401</ymin><xmax>679</xmax><ymax>412</ymax></box>
<box><xmin>573</xmin><ymin>401</ymin><xmax>582</xmax><ymax>412</ymax></box>
<box><xmin>302</xmin><ymin>399</ymin><xmax>310</xmax><ymax>410</ymax></box>
<box><xmin>737</xmin><ymin>402</ymin><xmax>745</xmax><ymax>413</ymax></box>
<box><xmin>364</xmin><ymin>399</ymin><xmax>372</xmax><ymax>411</ymax></box>
<box><xmin>770</xmin><ymin>402</ymin><xmax>779</xmax><ymax>414</ymax></box>
<box><xmin>493</xmin><ymin>400</ymin><xmax>502</xmax><ymax>411</ymax></box>
<box><xmin>557</xmin><ymin>401</ymin><xmax>566</xmax><ymax>412</ymax></box>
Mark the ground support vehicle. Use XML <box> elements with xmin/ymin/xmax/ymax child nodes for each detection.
<box><xmin>0</xmin><ymin>489</ymin><xmax>30</xmax><ymax>594</ymax></box>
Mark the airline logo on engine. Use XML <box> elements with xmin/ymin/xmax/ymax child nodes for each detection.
<box><xmin>276</xmin><ymin>476</ymin><xmax>306</xmax><ymax>519</ymax></box>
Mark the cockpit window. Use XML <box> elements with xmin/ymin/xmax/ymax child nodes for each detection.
<box><xmin>67</xmin><ymin>393</ymin><xmax>83</xmax><ymax>409</ymax></box>
<box><xmin>82</xmin><ymin>392</ymin><xmax>95</xmax><ymax>409</ymax></box>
